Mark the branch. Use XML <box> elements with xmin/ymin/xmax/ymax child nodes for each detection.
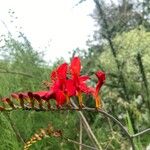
<box><xmin>131</xmin><ymin>128</ymin><xmax>150</xmax><ymax>138</ymax></box>
<box><xmin>79</xmin><ymin>118</ymin><xmax>83</xmax><ymax>150</ymax></box>
<box><xmin>65</xmin><ymin>138</ymin><xmax>98</xmax><ymax>150</ymax></box>
<box><xmin>136</xmin><ymin>52</ymin><xmax>150</xmax><ymax>111</ymax></box>
<box><xmin>0</xmin><ymin>69</ymin><xmax>33</xmax><ymax>78</ymax></box>
<box><xmin>71</xmin><ymin>100</ymin><xmax>103</xmax><ymax>150</ymax></box>
<box><xmin>88</xmin><ymin>108</ymin><xmax>135</xmax><ymax>150</ymax></box>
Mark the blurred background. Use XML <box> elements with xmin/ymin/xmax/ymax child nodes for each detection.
<box><xmin>0</xmin><ymin>0</ymin><xmax>150</xmax><ymax>149</ymax></box>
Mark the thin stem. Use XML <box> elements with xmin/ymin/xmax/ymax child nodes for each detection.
<box><xmin>131</xmin><ymin>128</ymin><xmax>150</xmax><ymax>138</ymax></box>
<box><xmin>65</xmin><ymin>138</ymin><xmax>98</xmax><ymax>150</ymax></box>
<box><xmin>83</xmin><ymin>108</ymin><xmax>135</xmax><ymax>150</ymax></box>
<box><xmin>136</xmin><ymin>52</ymin><xmax>150</xmax><ymax>111</ymax></box>
<box><xmin>0</xmin><ymin>69</ymin><xmax>33</xmax><ymax>78</ymax></box>
<box><xmin>3</xmin><ymin>112</ymin><xmax>25</xmax><ymax>144</ymax></box>
<box><xmin>79</xmin><ymin>118</ymin><xmax>83</xmax><ymax>150</ymax></box>
<box><xmin>104</xmin><ymin>137</ymin><xmax>114</xmax><ymax>150</ymax></box>
<box><xmin>71</xmin><ymin>100</ymin><xmax>103</xmax><ymax>150</ymax></box>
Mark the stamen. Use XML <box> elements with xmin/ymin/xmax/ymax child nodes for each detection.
<box><xmin>95</xmin><ymin>95</ymin><xmax>102</xmax><ymax>109</ymax></box>
<box><xmin>77</xmin><ymin>91</ymin><xmax>83</xmax><ymax>108</ymax></box>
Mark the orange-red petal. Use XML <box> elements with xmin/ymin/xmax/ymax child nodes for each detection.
<box><xmin>55</xmin><ymin>90</ymin><xmax>66</xmax><ymax>106</ymax></box>
<box><xmin>56</xmin><ymin>63</ymin><xmax>68</xmax><ymax>80</ymax></box>
<box><xmin>70</xmin><ymin>57</ymin><xmax>81</xmax><ymax>76</ymax></box>
<box><xmin>66</xmin><ymin>79</ymin><xmax>76</xmax><ymax>96</ymax></box>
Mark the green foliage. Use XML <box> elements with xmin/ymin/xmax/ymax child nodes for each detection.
<box><xmin>0</xmin><ymin>113</ymin><xmax>20</xmax><ymax>150</ymax></box>
<box><xmin>0</xmin><ymin>34</ymin><xmax>79</xmax><ymax>150</ymax></box>
<box><xmin>82</xmin><ymin>26</ymin><xmax>150</xmax><ymax>149</ymax></box>
<box><xmin>97</xmin><ymin>27</ymin><xmax>149</xmax><ymax>106</ymax></box>
<box><xmin>92</xmin><ymin>0</ymin><xmax>150</xmax><ymax>42</ymax></box>
<box><xmin>125</xmin><ymin>111</ymin><xmax>143</xmax><ymax>150</ymax></box>
<box><xmin>0</xmin><ymin>34</ymin><xmax>50</xmax><ymax>94</ymax></box>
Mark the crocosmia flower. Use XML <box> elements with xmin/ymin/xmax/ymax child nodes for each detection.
<box><xmin>49</xmin><ymin>62</ymin><xmax>75</xmax><ymax>107</ymax></box>
<box><xmin>90</xmin><ymin>71</ymin><xmax>106</xmax><ymax>108</ymax></box>
<box><xmin>70</xmin><ymin>57</ymin><xmax>90</xmax><ymax>107</ymax></box>
<box><xmin>0</xmin><ymin>56</ymin><xmax>106</xmax><ymax>110</ymax></box>
<box><xmin>70</xmin><ymin>57</ymin><xmax>81</xmax><ymax>76</ymax></box>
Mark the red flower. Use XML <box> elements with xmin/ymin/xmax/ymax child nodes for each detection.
<box><xmin>56</xmin><ymin>63</ymin><xmax>68</xmax><ymax>82</ymax></box>
<box><xmin>50</xmin><ymin>69</ymin><xmax>57</xmax><ymax>83</ymax></box>
<box><xmin>50</xmin><ymin>78</ymin><xmax>76</xmax><ymax>107</ymax></box>
<box><xmin>50</xmin><ymin>63</ymin><xmax>68</xmax><ymax>84</ymax></box>
<box><xmin>64</xmin><ymin>79</ymin><xmax>76</xmax><ymax>104</ymax></box>
<box><xmin>53</xmin><ymin>62</ymin><xmax>79</xmax><ymax>107</ymax></box>
<box><xmin>48</xmin><ymin>62</ymin><xmax>74</xmax><ymax>107</ymax></box>
<box><xmin>7</xmin><ymin>59</ymin><xmax>105</xmax><ymax>109</ymax></box>
<box><xmin>95</xmin><ymin>71</ymin><xmax>106</xmax><ymax>95</ymax></box>
<box><xmin>90</xmin><ymin>71</ymin><xmax>106</xmax><ymax>108</ymax></box>
<box><xmin>48</xmin><ymin>63</ymin><xmax>68</xmax><ymax>93</ymax></box>
<box><xmin>70</xmin><ymin>57</ymin><xmax>81</xmax><ymax>76</ymax></box>
<box><xmin>55</xmin><ymin>90</ymin><xmax>66</xmax><ymax>106</ymax></box>
<box><xmin>70</xmin><ymin>57</ymin><xmax>90</xmax><ymax>107</ymax></box>
<box><xmin>65</xmin><ymin>79</ymin><xmax>76</xmax><ymax>96</ymax></box>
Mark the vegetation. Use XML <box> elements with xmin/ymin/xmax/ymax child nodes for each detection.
<box><xmin>0</xmin><ymin>0</ymin><xmax>150</xmax><ymax>150</ymax></box>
